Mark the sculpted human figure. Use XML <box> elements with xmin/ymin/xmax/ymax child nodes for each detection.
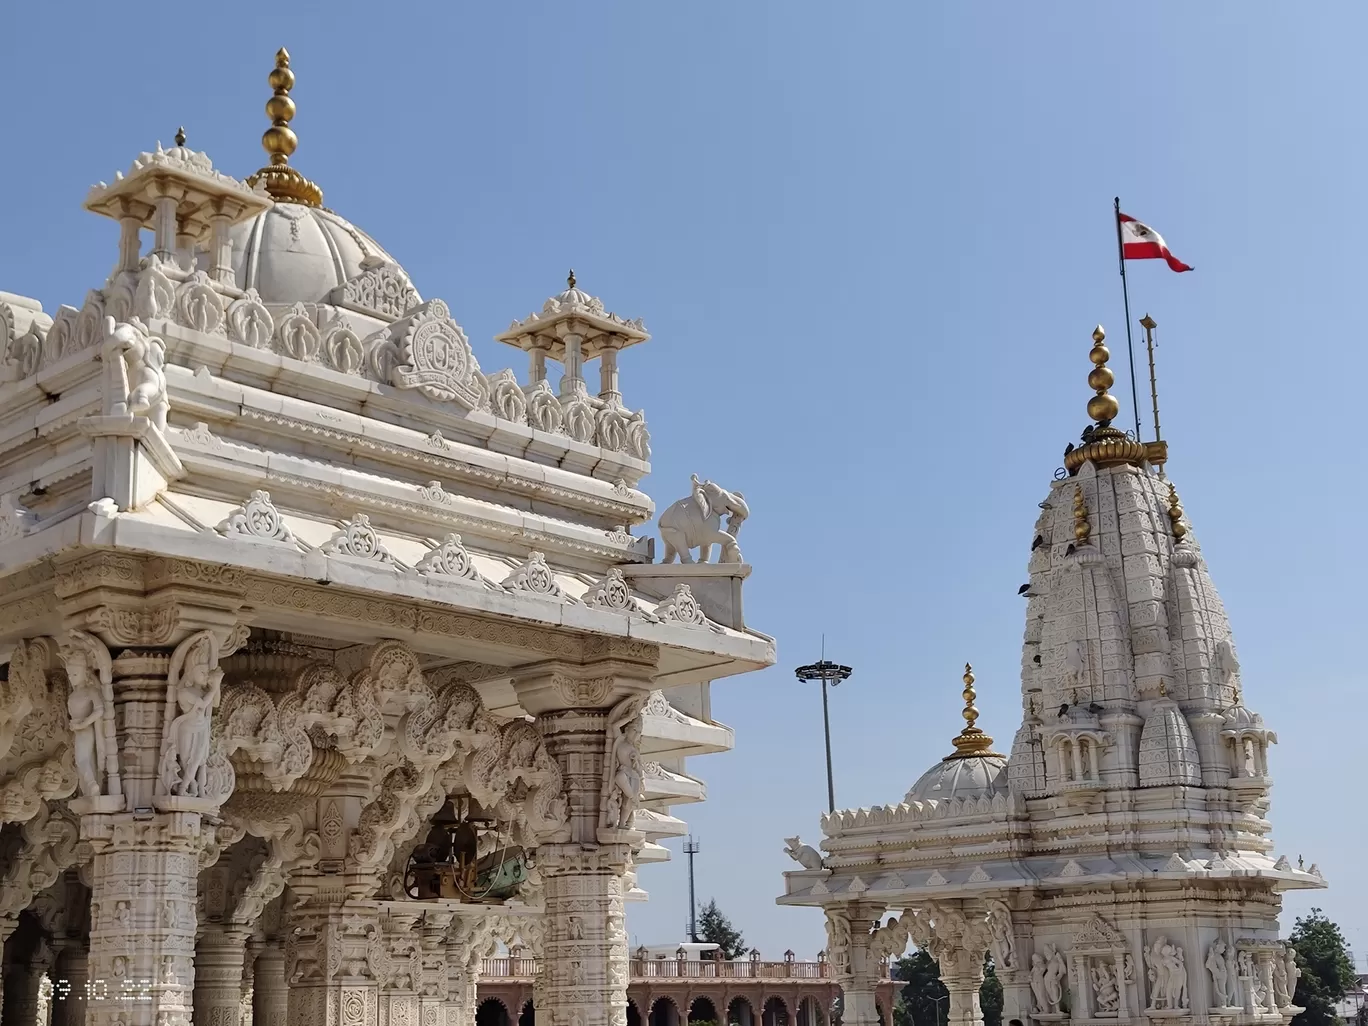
<box><xmin>1165</xmin><ymin>944</ymin><xmax>1188</xmax><ymax>1008</ymax></box>
<box><xmin>986</xmin><ymin>900</ymin><xmax>1017</xmax><ymax>970</ymax></box>
<box><xmin>1044</xmin><ymin>945</ymin><xmax>1067</xmax><ymax>1010</ymax></box>
<box><xmin>64</xmin><ymin>646</ymin><xmax>105</xmax><ymax>797</ymax></box>
<box><xmin>101</xmin><ymin>316</ymin><xmax>168</xmax><ymax>431</ymax></box>
<box><xmin>1207</xmin><ymin>940</ymin><xmax>1233</xmax><ymax>1006</ymax></box>
<box><xmin>1030</xmin><ymin>953</ymin><xmax>1051</xmax><ymax>1013</ymax></box>
<box><xmin>658</xmin><ymin>474</ymin><xmax>749</xmax><ymax>563</ymax></box>
<box><xmin>1092</xmin><ymin>962</ymin><xmax>1120</xmax><ymax>1013</ymax></box>
<box><xmin>59</xmin><ymin>631</ymin><xmax>112</xmax><ymax>798</ymax></box>
<box><xmin>601</xmin><ymin>696</ymin><xmax>645</xmax><ymax>830</ymax></box>
<box><xmin>1283</xmin><ymin>946</ymin><xmax>1300</xmax><ymax>1004</ymax></box>
<box><xmin>160</xmin><ymin>633</ymin><xmax>223</xmax><ymax>797</ymax></box>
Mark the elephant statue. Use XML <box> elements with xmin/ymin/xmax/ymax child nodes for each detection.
<box><xmin>658</xmin><ymin>474</ymin><xmax>749</xmax><ymax>563</ymax></box>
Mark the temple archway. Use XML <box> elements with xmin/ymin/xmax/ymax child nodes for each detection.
<box><xmin>627</xmin><ymin>1000</ymin><xmax>643</xmax><ymax>1026</ymax></box>
<box><xmin>651</xmin><ymin>997</ymin><xmax>682</xmax><ymax>1026</ymax></box>
<box><xmin>520</xmin><ymin>1000</ymin><xmax>535</xmax><ymax>1026</ymax></box>
<box><xmin>477</xmin><ymin>998</ymin><xmax>513</xmax><ymax>1026</ymax></box>
<box><xmin>728</xmin><ymin>997</ymin><xmax>757</xmax><ymax>1026</ymax></box>
<box><xmin>762</xmin><ymin>997</ymin><xmax>789</xmax><ymax>1026</ymax></box>
<box><xmin>690</xmin><ymin>997</ymin><xmax>720</xmax><ymax>1026</ymax></box>
<box><xmin>796</xmin><ymin>997</ymin><xmax>824</xmax><ymax>1026</ymax></box>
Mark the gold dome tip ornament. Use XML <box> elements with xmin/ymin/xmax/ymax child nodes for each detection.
<box><xmin>245</xmin><ymin>46</ymin><xmax>324</xmax><ymax>208</ymax></box>
<box><xmin>945</xmin><ymin>662</ymin><xmax>1003</xmax><ymax>760</ymax></box>
<box><xmin>1167</xmin><ymin>483</ymin><xmax>1188</xmax><ymax>542</ymax></box>
<box><xmin>174</xmin><ymin>126</ymin><xmax>186</xmax><ymax>147</ymax></box>
<box><xmin>567</xmin><ymin>269</ymin><xmax>577</xmax><ymax>289</ymax></box>
<box><xmin>1063</xmin><ymin>323</ymin><xmax>1147</xmax><ymax>473</ymax></box>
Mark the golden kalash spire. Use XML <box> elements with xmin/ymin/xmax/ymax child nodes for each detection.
<box><xmin>1063</xmin><ymin>325</ymin><xmax>1148</xmax><ymax>473</ymax></box>
<box><xmin>246</xmin><ymin>48</ymin><xmax>324</xmax><ymax>208</ymax></box>
<box><xmin>945</xmin><ymin>663</ymin><xmax>1004</xmax><ymax>760</ymax></box>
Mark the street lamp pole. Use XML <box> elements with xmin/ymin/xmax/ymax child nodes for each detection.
<box><xmin>795</xmin><ymin>656</ymin><xmax>853</xmax><ymax>813</ymax></box>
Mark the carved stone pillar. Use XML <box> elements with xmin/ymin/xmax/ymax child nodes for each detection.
<box><xmin>3</xmin><ymin>938</ymin><xmax>52</xmax><ymax>1026</ymax></box>
<box><xmin>826</xmin><ymin>905</ymin><xmax>884</xmax><ymax>1026</ymax></box>
<box><xmin>251</xmin><ymin>940</ymin><xmax>287</xmax><ymax>1026</ymax></box>
<box><xmin>941</xmin><ymin>947</ymin><xmax>984</xmax><ymax>1026</ymax></box>
<box><xmin>378</xmin><ymin>908</ymin><xmax>423</xmax><ymax>1026</ymax></box>
<box><xmin>283</xmin><ymin>895</ymin><xmax>382</xmax><ymax>1026</ymax></box>
<box><xmin>81</xmin><ymin>810</ymin><xmax>203</xmax><ymax>1026</ymax></box>
<box><xmin>537</xmin><ymin>845</ymin><xmax>631</xmax><ymax>1026</ymax></box>
<box><xmin>417</xmin><ymin>911</ymin><xmax>455</xmax><ymax>1026</ymax></box>
<box><xmin>443</xmin><ymin>942</ymin><xmax>479</xmax><ymax>1026</ymax></box>
<box><xmin>51</xmin><ymin>945</ymin><xmax>89</xmax><ymax>1026</ymax></box>
<box><xmin>512</xmin><ymin>655</ymin><xmax>656</xmax><ymax>1026</ymax></box>
<box><xmin>193</xmin><ymin>926</ymin><xmax>251</xmax><ymax>1026</ymax></box>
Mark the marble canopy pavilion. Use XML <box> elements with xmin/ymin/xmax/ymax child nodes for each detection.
<box><xmin>0</xmin><ymin>48</ymin><xmax>773</xmax><ymax>1026</ymax></box>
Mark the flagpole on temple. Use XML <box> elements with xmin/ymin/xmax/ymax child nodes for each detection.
<box><xmin>1113</xmin><ymin>196</ymin><xmax>1143</xmax><ymax>439</ymax></box>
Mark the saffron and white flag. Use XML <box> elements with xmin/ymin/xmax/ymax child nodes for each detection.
<box><xmin>1118</xmin><ymin>213</ymin><xmax>1193</xmax><ymax>272</ymax></box>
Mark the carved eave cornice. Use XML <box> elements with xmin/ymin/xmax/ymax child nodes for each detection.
<box><xmin>151</xmin><ymin>324</ymin><xmax>651</xmax><ymax>487</ymax></box>
<box><xmin>170</xmin><ymin>437</ymin><xmax>650</xmax><ymax>570</ymax></box>
<box><xmin>0</xmin><ymin>550</ymin><xmax>772</xmax><ymax>686</ymax></box>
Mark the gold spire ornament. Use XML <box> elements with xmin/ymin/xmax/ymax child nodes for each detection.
<box><xmin>1073</xmin><ymin>485</ymin><xmax>1091</xmax><ymax>545</ymax></box>
<box><xmin>174</xmin><ymin>126</ymin><xmax>186</xmax><ymax>147</ymax></box>
<box><xmin>1167</xmin><ymin>483</ymin><xmax>1188</xmax><ymax>542</ymax></box>
<box><xmin>1064</xmin><ymin>324</ymin><xmax>1148</xmax><ymax>473</ymax></box>
<box><xmin>567</xmin><ymin>269</ymin><xmax>577</xmax><ymax>289</ymax></box>
<box><xmin>945</xmin><ymin>663</ymin><xmax>1004</xmax><ymax>760</ymax></box>
<box><xmin>246</xmin><ymin>48</ymin><xmax>324</xmax><ymax>208</ymax></box>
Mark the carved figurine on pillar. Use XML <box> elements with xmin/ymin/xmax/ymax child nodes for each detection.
<box><xmin>157</xmin><ymin>631</ymin><xmax>224</xmax><ymax>799</ymax></box>
<box><xmin>599</xmin><ymin>695</ymin><xmax>646</xmax><ymax>837</ymax></box>
<box><xmin>58</xmin><ymin>631</ymin><xmax>122</xmax><ymax>807</ymax></box>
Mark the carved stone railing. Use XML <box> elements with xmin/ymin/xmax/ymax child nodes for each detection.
<box><xmin>480</xmin><ymin>957</ymin><xmax>891</xmax><ymax>981</ymax></box>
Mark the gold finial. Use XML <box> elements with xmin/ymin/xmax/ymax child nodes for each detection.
<box><xmin>1167</xmin><ymin>483</ymin><xmax>1187</xmax><ymax>542</ymax></box>
<box><xmin>1087</xmin><ymin>325</ymin><xmax>1120</xmax><ymax>426</ymax></box>
<box><xmin>1064</xmin><ymin>324</ymin><xmax>1148</xmax><ymax>473</ymax></box>
<box><xmin>567</xmin><ymin>269</ymin><xmax>577</xmax><ymax>290</ymax></box>
<box><xmin>174</xmin><ymin>126</ymin><xmax>186</xmax><ymax>147</ymax></box>
<box><xmin>246</xmin><ymin>47</ymin><xmax>323</xmax><ymax>207</ymax></box>
<box><xmin>946</xmin><ymin>663</ymin><xmax>1003</xmax><ymax>760</ymax></box>
<box><xmin>1073</xmin><ymin>485</ymin><xmax>1091</xmax><ymax>545</ymax></box>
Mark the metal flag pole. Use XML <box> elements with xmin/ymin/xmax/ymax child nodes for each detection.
<box><xmin>1114</xmin><ymin>197</ymin><xmax>1143</xmax><ymax>439</ymax></box>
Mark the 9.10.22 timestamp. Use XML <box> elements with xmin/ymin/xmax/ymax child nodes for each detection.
<box><xmin>45</xmin><ymin>979</ymin><xmax>157</xmax><ymax>1003</ymax></box>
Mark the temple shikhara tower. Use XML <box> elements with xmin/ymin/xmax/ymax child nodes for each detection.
<box><xmin>778</xmin><ymin>328</ymin><xmax>1324</xmax><ymax>1026</ymax></box>
<box><xmin>0</xmin><ymin>50</ymin><xmax>772</xmax><ymax>1026</ymax></box>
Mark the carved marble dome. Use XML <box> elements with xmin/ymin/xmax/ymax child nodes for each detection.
<box><xmin>903</xmin><ymin>752</ymin><xmax>1008</xmax><ymax>803</ymax></box>
<box><xmin>227</xmin><ymin>203</ymin><xmax>418</xmax><ymax>308</ymax></box>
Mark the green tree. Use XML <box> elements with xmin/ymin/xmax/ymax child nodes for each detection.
<box><xmin>892</xmin><ymin>950</ymin><xmax>949</xmax><ymax>1026</ymax></box>
<box><xmin>697</xmin><ymin>899</ymin><xmax>747</xmax><ymax>959</ymax></box>
<box><xmin>1289</xmin><ymin>908</ymin><xmax>1357</xmax><ymax>1026</ymax></box>
<box><xmin>892</xmin><ymin>952</ymin><xmax>1002</xmax><ymax>1026</ymax></box>
<box><xmin>980</xmin><ymin>958</ymin><xmax>1003</xmax><ymax>1026</ymax></box>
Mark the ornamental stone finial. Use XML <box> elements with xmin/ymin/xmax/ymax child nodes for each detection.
<box><xmin>246</xmin><ymin>46</ymin><xmax>323</xmax><ymax>207</ymax></box>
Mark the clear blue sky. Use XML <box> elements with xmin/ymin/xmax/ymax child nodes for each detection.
<box><xmin>3</xmin><ymin>2</ymin><xmax>1363</xmax><ymax>965</ymax></box>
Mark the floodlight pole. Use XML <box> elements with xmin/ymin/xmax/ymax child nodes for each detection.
<box><xmin>795</xmin><ymin>656</ymin><xmax>853</xmax><ymax>813</ymax></box>
<box><xmin>683</xmin><ymin>836</ymin><xmax>701</xmax><ymax>943</ymax></box>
